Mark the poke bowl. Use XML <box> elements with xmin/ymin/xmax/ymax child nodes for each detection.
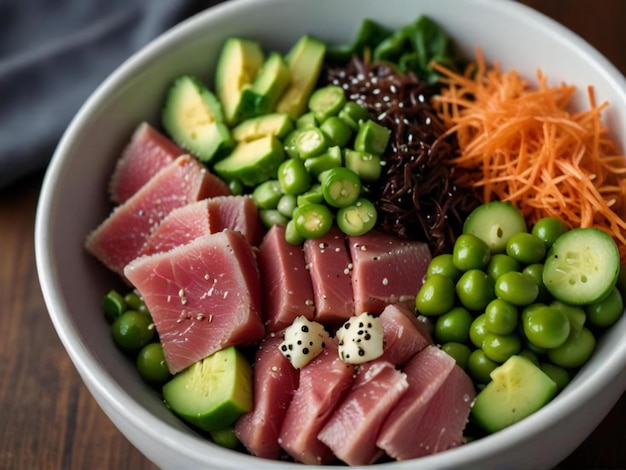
<box><xmin>35</xmin><ymin>0</ymin><xmax>626</xmax><ymax>468</ymax></box>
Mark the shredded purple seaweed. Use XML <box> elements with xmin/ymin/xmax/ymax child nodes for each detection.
<box><xmin>324</xmin><ymin>56</ymin><xmax>479</xmax><ymax>255</ymax></box>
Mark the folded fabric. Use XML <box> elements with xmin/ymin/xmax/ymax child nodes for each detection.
<box><xmin>0</xmin><ymin>0</ymin><xmax>219</xmax><ymax>189</ymax></box>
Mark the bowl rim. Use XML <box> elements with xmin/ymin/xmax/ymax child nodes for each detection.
<box><xmin>35</xmin><ymin>0</ymin><xmax>626</xmax><ymax>468</ymax></box>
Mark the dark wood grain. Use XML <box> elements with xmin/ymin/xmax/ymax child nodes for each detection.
<box><xmin>1</xmin><ymin>2</ymin><xmax>625</xmax><ymax>469</ymax></box>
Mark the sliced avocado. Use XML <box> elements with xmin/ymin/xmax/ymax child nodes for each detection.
<box><xmin>275</xmin><ymin>35</ymin><xmax>326</xmax><ymax>119</ymax></box>
<box><xmin>215</xmin><ymin>38</ymin><xmax>265</xmax><ymax>125</ymax></box>
<box><xmin>162</xmin><ymin>75</ymin><xmax>233</xmax><ymax>162</ymax></box>
<box><xmin>162</xmin><ymin>347</ymin><xmax>252</xmax><ymax>432</ymax></box>
<box><xmin>231</xmin><ymin>113</ymin><xmax>294</xmax><ymax>142</ymax></box>
<box><xmin>213</xmin><ymin>135</ymin><xmax>286</xmax><ymax>187</ymax></box>
<box><xmin>239</xmin><ymin>52</ymin><xmax>291</xmax><ymax>118</ymax></box>
<box><xmin>471</xmin><ymin>355</ymin><xmax>557</xmax><ymax>433</ymax></box>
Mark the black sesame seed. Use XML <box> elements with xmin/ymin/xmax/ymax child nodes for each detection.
<box><xmin>288</xmin><ymin>344</ymin><xmax>293</xmax><ymax>351</ymax></box>
<box><xmin>322</xmin><ymin>342</ymin><xmax>326</xmax><ymax>348</ymax></box>
<box><xmin>301</xmin><ymin>325</ymin><xmax>309</xmax><ymax>333</ymax></box>
<box><xmin>358</xmin><ymin>330</ymin><xmax>364</xmax><ymax>335</ymax></box>
<box><xmin>365</xmin><ymin>334</ymin><xmax>371</xmax><ymax>340</ymax></box>
<box><xmin>358</xmin><ymin>322</ymin><xmax>364</xmax><ymax>328</ymax></box>
<box><xmin>297</xmin><ymin>340</ymin><xmax>302</xmax><ymax>345</ymax></box>
<box><xmin>281</xmin><ymin>345</ymin><xmax>287</xmax><ymax>351</ymax></box>
<box><xmin>309</xmin><ymin>341</ymin><xmax>314</xmax><ymax>346</ymax></box>
<box><xmin>345</xmin><ymin>323</ymin><xmax>351</xmax><ymax>330</ymax></box>
<box><xmin>358</xmin><ymin>349</ymin><xmax>365</xmax><ymax>356</ymax></box>
<box><xmin>303</xmin><ymin>348</ymin><xmax>310</xmax><ymax>355</ymax></box>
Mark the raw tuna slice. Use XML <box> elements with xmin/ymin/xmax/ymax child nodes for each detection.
<box><xmin>124</xmin><ymin>230</ymin><xmax>264</xmax><ymax>374</ymax></box>
<box><xmin>139</xmin><ymin>195</ymin><xmax>261</xmax><ymax>257</ymax></box>
<box><xmin>258</xmin><ymin>225</ymin><xmax>315</xmax><ymax>332</ymax></box>
<box><xmin>208</xmin><ymin>195</ymin><xmax>264</xmax><ymax>247</ymax></box>
<box><xmin>109</xmin><ymin>122</ymin><xmax>185</xmax><ymax>204</ymax></box>
<box><xmin>379</xmin><ymin>303</ymin><xmax>432</xmax><ymax>366</ymax></box>
<box><xmin>394</xmin><ymin>364</ymin><xmax>475</xmax><ymax>458</ymax></box>
<box><xmin>86</xmin><ymin>155</ymin><xmax>223</xmax><ymax>277</ymax></box>
<box><xmin>279</xmin><ymin>342</ymin><xmax>355</xmax><ymax>465</ymax></box>
<box><xmin>304</xmin><ymin>227</ymin><xmax>354</xmax><ymax>325</ymax></box>
<box><xmin>376</xmin><ymin>345</ymin><xmax>458</xmax><ymax>460</ymax></box>
<box><xmin>235</xmin><ymin>334</ymin><xmax>299</xmax><ymax>460</ymax></box>
<box><xmin>348</xmin><ymin>230</ymin><xmax>432</xmax><ymax>314</ymax></box>
<box><xmin>318</xmin><ymin>360</ymin><xmax>408</xmax><ymax>466</ymax></box>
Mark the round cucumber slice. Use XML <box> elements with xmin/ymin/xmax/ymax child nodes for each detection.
<box><xmin>543</xmin><ymin>228</ymin><xmax>619</xmax><ymax>305</ymax></box>
<box><xmin>463</xmin><ymin>201</ymin><xmax>527</xmax><ymax>253</ymax></box>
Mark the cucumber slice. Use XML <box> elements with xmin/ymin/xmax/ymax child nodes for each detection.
<box><xmin>162</xmin><ymin>347</ymin><xmax>252</xmax><ymax>432</ymax></box>
<box><xmin>543</xmin><ymin>227</ymin><xmax>619</xmax><ymax>305</ymax></box>
<box><xmin>463</xmin><ymin>201</ymin><xmax>527</xmax><ymax>253</ymax></box>
<box><xmin>471</xmin><ymin>355</ymin><xmax>557</xmax><ymax>433</ymax></box>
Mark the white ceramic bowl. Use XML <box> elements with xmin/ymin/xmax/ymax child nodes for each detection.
<box><xmin>35</xmin><ymin>0</ymin><xmax>626</xmax><ymax>468</ymax></box>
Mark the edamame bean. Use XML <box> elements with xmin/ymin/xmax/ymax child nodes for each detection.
<box><xmin>494</xmin><ymin>271</ymin><xmax>539</xmax><ymax>306</ymax></box>
<box><xmin>506</xmin><ymin>232</ymin><xmax>546</xmax><ymax>264</ymax></box>
<box><xmin>585</xmin><ymin>287</ymin><xmax>624</xmax><ymax>328</ymax></box>
<box><xmin>484</xmin><ymin>298</ymin><xmax>518</xmax><ymax>335</ymax></box>
<box><xmin>112</xmin><ymin>310</ymin><xmax>155</xmax><ymax>352</ymax></box>
<box><xmin>456</xmin><ymin>270</ymin><xmax>495</xmax><ymax>311</ymax></box>
<box><xmin>441</xmin><ymin>342</ymin><xmax>472</xmax><ymax>370</ymax></box>
<box><xmin>523</xmin><ymin>304</ymin><xmax>570</xmax><ymax>349</ymax></box>
<box><xmin>547</xmin><ymin>327</ymin><xmax>596</xmax><ymax>368</ymax></box>
<box><xmin>453</xmin><ymin>234</ymin><xmax>491</xmax><ymax>271</ymax></box>
<box><xmin>136</xmin><ymin>342</ymin><xmax>171</xmax><ymax>385</ymax></box>
<box><xmin>434</xmin><ymin>307</ymin><xmax>473</xmax><ymax>344</ymax></box>
<box><xmin>415</xmin><ymin>274</ymin><xmax>456</xmax><ymax>316</ymax></box>
<box><xmin>532</xmin><ymin>217</ymin><xmax>569</xmax><ymax>248</ymax></box>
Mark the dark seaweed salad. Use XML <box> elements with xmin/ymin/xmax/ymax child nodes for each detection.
<box><xmin>323</xmin><ymin>16</ymin><xmax>479</xmax><ymax>255</ymax></box>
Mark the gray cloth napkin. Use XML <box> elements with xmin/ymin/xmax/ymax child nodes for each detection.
<box><xmin>0</xmin><ymin>0</ymin><xmax>221</xmax><ymax>189</ymax></box>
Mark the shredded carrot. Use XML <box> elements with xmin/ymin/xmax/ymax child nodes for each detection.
<box><xmin>432</xmin><ymin>49</ymin><xmax>626</xmax><ymax>262</ymax></box>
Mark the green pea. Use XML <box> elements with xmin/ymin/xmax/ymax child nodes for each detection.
<box><xmin>320</xmin><ymin>116</ymin><xmax>353</xmax><ymax>147</ymax></box>
<box><xmin>228</xmin><ymin>179</ymin><xmax>244</xmax><ymax>196</ymax></box>
<box><xmin>434</xmin><ymin>307</ymin><xmax>473</xmax><ymax>344</ymax></box>
<box><xmin>469</xmin><ymin>313</ymin><xmax>488</xmax><ymax>348</ymax></box>
<box><xmin>103</xmin><ymin>290</ymin><xmax>126</xmax><ymax>324</ymax></box>
<box><xmin>487</xmin><ymin>254</ymin><xmax>521</xmax><ymax>281</ymax></box>
<box><xmin>259</xmin><ymin>209</ymin><xmax>289</xmax><ymax>229</ymax></box>
<box><xmin>210</xmin><ymin>427</ymin><xmax>240</xmax><ymax>450</ymax></box>
<box><xmin>484</xmin><ymin>298</ymin><xmax>518</xmax><ymax>335</ymax></box>
<box><xmin>550</xmin><ymin>301</ymin><xmax>586</xmax><ymax>338</ymax></box>
<box><xmin>453</xmin><ymin>234</ymin><xmax>491</xmax><ymax>271</ymax></box>
<box><xmin>547</xmin><ymin>327</ymin><xmax>596</xmax><ymax>368</ymax></box>
<box><xmin>585</xmin><ymin>287</ymin><xmax>624</xmax><ymax>328</ymax></box>
<box><xmin>540</xmin><ymin>362</ymin><xmax>570</xmax><ymax>392</ymax></box>
<box><xmin>482</xmin><ymin>332</ymin><xmax>521</xmax><ymax>363</ymax></box>
<box><xmin>522</xmin><ymin>263</ymin><xmax>551</xmax><ymax>303</ymax></box>
<box><xmin>495</xmin><ymin>271</ymin><xmax>539</xmax><ymax>306</ymax></box>
<box><xmin>523</xmin><ymin>304</ymin><xmax>570</xmax><ymax>349</ymax></box>
<box><xmin>426</xmin><ymin>254</ymin><xmax>462</xmax><ymax>282</ymax></box>
<box><xmin>456</xmin><ymin>269</ymin><xmax>495</xmax><ymax>311</ymax></box>
<box><xmin>532</xmin><ymin>217</ymin><xmax>569</xmax><ymax>249</ymax></box>
<box><xmin>112</xmin><ymin>310</ymin><xmax>155</xmax><ymax>352</ymax></box>
<box><xmin>136</xmin><ymin>342</ymin><xmax>171</xmax><ymax>385</ymax></box>
<box><xmin>415</xmin><ymin>274</ymin><xmax>455</xmax><ymax>316</ymax></box>
<box><xmin>124</xmin><ymin>292</ymin><xmax>145</xmax><ymax>311</ymax></box>
<box><xmin>278</xmin><ymin>157</ymin><xmax>311</xmax><ymax>195</ymax></box>
<box><xmin>468</xmin><ymin>349</ymin><xmax>498</xmax><ymax>385</ymax></box>
<box><xmin>506</xmin><ymin>232</ymin><xmax>546</xmax><ymax>265</ymax></box>
<box><xmin>441</xmin><ymin>342</ymin><xmax>472</xmax><ymax>370</ymax></box>
<box><xmin>518</xmin><ymin>349</ymin><xmax>540</xmax><ymax>366</ymax></box>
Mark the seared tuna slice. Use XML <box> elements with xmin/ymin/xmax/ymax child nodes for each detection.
<box><xmin>379</xmin><ymin>303</ymin><xmax>432</xmax><ymax>365</ymax></box>
<box><xmin>318</xmin><ymin>360</ymin><xmax>408</xmax><ymax>466</ymax></box>
<box><xmin>86</xmin><ymin>155</ymin><xmax>220</xmax><ymax>278</ymax></box>
<box><xmin>279</xmin><ymin>342</ymin><xmax>355</xmax><ymax>465</ymax></box>
<box><xmin>109</xmin><ymin>122</ymin><xmax>185</xmax><ymax>204</ymax></box>
<box><xmin>124</xmin><ymin>230</ymin><xmax>264</xmax><ymax>374</ymax></box>
<box><xmin>304</xmin><ymin>227</ymin><xmax>354</xmax><ymax>325</ymax></box>
<box><xmin>396</xmin><ymin>364</ymin><xmax>474</xmax><ymax>458</ymax></box>
<box><xmin>235</xmin><ymin>334</ymin><xmax>299</xmax><ymax>460</ymax></box>
<box><xmin>139</xmin><ymin>195</ymin><xmax>261</xmax><ymax>257</ymax></box>
<box><xmin>208</xmin><ymin>195</ymin><xmax>263</xmax><ymax>247</ymax></box>
<box><xmin>258</xmin><ymin>225</ymin><xmax>315</xmax><ymax>332</ymax></box>
<box><xmin>348</xmin><ymin>231</ymin><xmax>431</xmax><ymax>314</ymax></box>
<box><xmin>376</xmin><ymin>345</ymin><xmax>461</xmax><ymax>460</ymax></box>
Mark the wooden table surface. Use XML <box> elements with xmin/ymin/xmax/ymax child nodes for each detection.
<box><xmin>2</xmin><ymin>1</ymin><xmax>626</xmax><ymax>468</ymax></box>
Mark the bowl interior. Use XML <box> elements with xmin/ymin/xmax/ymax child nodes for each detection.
<box><xmin>36</xmin><ymin>0</ymin><xmax>626</xmax><ymax>468</ymax></box>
